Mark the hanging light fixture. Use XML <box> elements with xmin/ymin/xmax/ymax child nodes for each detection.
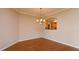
<box><xmin>36</xmin><ymin>8</ymin><xmax>45</xmax><ymax>24</ymax></box>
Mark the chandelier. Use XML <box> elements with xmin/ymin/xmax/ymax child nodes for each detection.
<box><xmin>36</xmin><ymin>8</ymin><xmax>45</xmax><ymax>24</ymax></box>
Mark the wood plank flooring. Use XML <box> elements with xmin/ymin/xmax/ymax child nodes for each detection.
<box><xmin>4</xmin><ymin>38</ymin><xmax>79</xmax><ymax>51</ymax></box>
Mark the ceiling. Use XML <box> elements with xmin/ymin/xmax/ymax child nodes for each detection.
<box><xmin>13</xmin><ymin>8</ymin><xmax>70</xmax><ymax>18</ymax></box>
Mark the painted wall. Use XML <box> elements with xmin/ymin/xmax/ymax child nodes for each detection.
<box><xmin>0</xmin><ymin>9</ymin><xmax>19</xmax><ymax>50</ymax></box>
<box><xmin>0</xmin><ymin>9</ymin><xmax>43</xmax><ymax>50</ymax></box>
<box><xmin>0</xmin><ymin>8</ymin><xmax>79</xmax><ymax>50</ymax></box>
<box><xmin>19</xmin><ymin>14</ymin><xmax>43</xmax><ymax>41</ymax></box>
<box><xmin>43</xmin><ymin>9</ymin><xmax>79</xmax><ymax>48</ymax></box>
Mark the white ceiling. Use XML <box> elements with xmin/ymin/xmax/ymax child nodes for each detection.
<box><xmin>13</xmin><ymin>8</ymin><xmax>70</xmax><ymax>18</ymax></box>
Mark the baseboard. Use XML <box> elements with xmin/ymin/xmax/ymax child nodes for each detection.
<box><xmin>43</xmin><ymin>37</ymin><xmax>79</xmax><ymax>49</ymax></box>
<box><xmin>0</xmin><ymin>40</ymin><xmax>19</xmax><ymax>51</ymax></box>
<box><xmin>1</xmin><ymin>37</ymin><xmax>42</xmax><ymax>51</ymax></box>
<box><xmin>19</xmin><ymin>37</ymin><xmax>43</xmax><ymax>42</ymax></box>
<box><xmin>1</xmin><ymin>37</ymin><xmax>79</xmax><ymax>50</ymax></box>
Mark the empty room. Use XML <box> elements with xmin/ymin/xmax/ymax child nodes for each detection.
<box><xmin>0</xmin><ymin>8</ymin><xmax>79</xmax><ymax>51</ymax></box>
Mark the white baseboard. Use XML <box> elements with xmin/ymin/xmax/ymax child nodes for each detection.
<box><xmin>0</xmin><ymin>40</ymin><xmax>19</xmax><ymax>51</ymax></box>
<box><xmin>1</xmin><ymin>37</ymin><xmax>79</xmax><ymax>50</ymax></box>
<box><xmin>1</xmin><ymin>37</ymin><xmax>42</xmax><ymax>51</ymax></box>
<box><xmin>43</xmin><ymin>37</ymin><xmax>79</xmax><ymax>49</ymax></box>
<box><xmin>19</xmin><ymin>37</ymin><xmax>42</xmax><ymax>42</ymax></box>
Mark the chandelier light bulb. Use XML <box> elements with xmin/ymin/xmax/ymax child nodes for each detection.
<box><xmin>53</xmin><ymin>20</ymin><xmax>57</xmax><ymax>22</ymax></box>
<box><xmin>36</xmin><ymin>19</ymin><xmax>39</xmax><ymax>22</ymax></box>
<box><xmin>43</xmin><ymin>19</ymin><xmax>45</xmax><ymax>22</ymax></box>
<box><xmin>40</xmin><ymin>19</ymin><xmax>43</xmax><ymax>21</ymax></box>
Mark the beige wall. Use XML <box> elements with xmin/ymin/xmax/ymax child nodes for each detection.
<box><xmin>0</xmin><ymin>8</ymin><xmax>43</xmax><ymax>50</ymax></box>
<box><xmin>19</xmin><ymin>14</ymin><xmax>43</xmax><ymax>41</ymax></box>
<box><xmin>0</xmin><ymin>9</ymin><xmax>19</xmax><ymax>50</ymax></box>
<box><xmin>0</xmin><ymin>8</ymin><xmax>79</xmax><ymax>50</ymax></box>
<box><xmin>43</xmin><ymin>9</ymin><xmax>79</xmax><ymax>48</ymax></box>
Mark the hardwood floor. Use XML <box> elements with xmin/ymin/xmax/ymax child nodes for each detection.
<box><xmin>4</xmin><ymin>38</ymin><xmax>79</xmax><ymax>51</ymax></box>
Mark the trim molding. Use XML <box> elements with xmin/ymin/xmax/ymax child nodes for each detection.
<box><xmin>43</xmin><ymin>37</ymin><xmax>79</xmax><ymax>49</ymax></box>
<box><xmin>0</xmin><ymin>40</ymin><xmax>19</xmax><ymax>51</ymax></box>
<box><xmin>1</xmin><ymin>37</ymin><xmax>79</xmax><ymax>50</ymax></box>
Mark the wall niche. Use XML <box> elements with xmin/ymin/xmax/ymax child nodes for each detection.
<box><xmin>44</xmin><ymin>17</ymin><xmax>57</xmax><ymax>30</ymax></box>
